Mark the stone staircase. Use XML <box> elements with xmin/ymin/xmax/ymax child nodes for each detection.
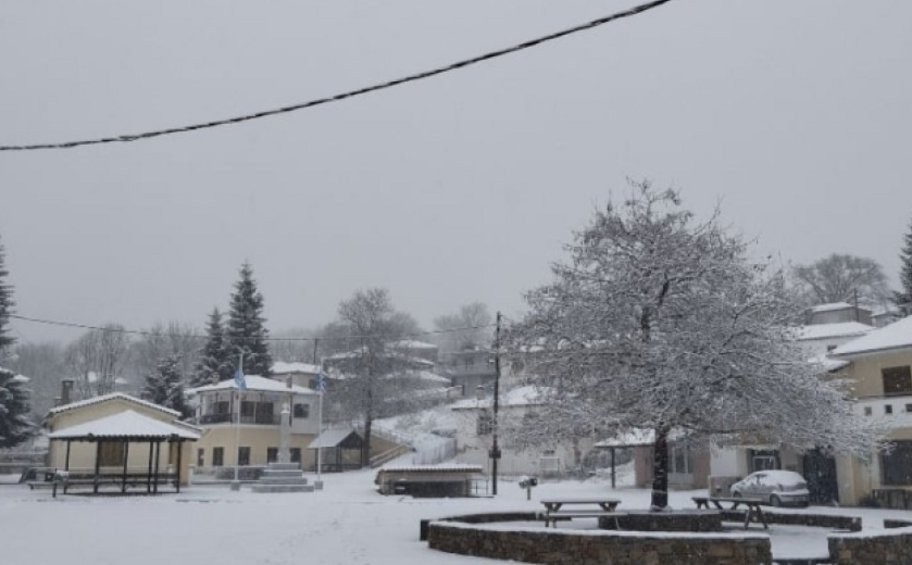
<box><xmin>250</xmin><ymin>463</ymin><xmax>315</xmax><ymax>493</ymax></box>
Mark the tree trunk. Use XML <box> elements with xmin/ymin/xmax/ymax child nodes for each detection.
<box><xmin>650</xmin><ymin>426</ymin><xmax>669</xmax><ymax>510</ymax></box>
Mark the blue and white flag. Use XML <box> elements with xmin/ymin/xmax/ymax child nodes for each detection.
<box><xmin>316</xmin><ymin>371</ymin><xmax>328</xmax><ymax>394</ymax></box>
<box><xmin>234</xmin><ymin>366</ymin><xmax>247</xmax><ymax>391</ymax></box>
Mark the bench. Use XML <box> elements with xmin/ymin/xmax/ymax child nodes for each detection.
<box><xmin>540</xmin><ymin>498</ymin><xmax>622</xmax><ymax>528</ymax></box>
<box><xmin>692</xmin><ymin>496</ymin><xmax>768</xmax><ymax>529</ymax></box>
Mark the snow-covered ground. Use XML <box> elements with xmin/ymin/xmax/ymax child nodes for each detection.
<box><xmin>2</xmin><ymin>468</ymin><xmax>911</xmax><ymax>564</ymax></box>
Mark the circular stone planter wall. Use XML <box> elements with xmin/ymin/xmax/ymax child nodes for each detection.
<box><xmin>598</xmin><ymin>510</ymin><xmax>722</xmax><ymax>532</ymax></box>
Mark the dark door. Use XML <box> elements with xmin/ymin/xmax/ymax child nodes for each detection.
<box><xmin>803</xmin><ymin>449</ymin><xmax>839</xmax><ymax>505</ymax></box>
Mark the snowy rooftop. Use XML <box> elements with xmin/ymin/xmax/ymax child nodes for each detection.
<box><xmin>187</xmin><ymin>375</ymin><xmax>316</xmax><ymax>395</ymax></box>
<box><xmin>48</xmin><ymin>409</ymin><xmax>201</xmax><ymax>440</ymax></box>
<box><xmin>308</xmin><ymin>428</ymin><xmax>360</xmax><ymax>449</ymax></box>
<box><xmin>390</xmin><ymin>340</ymin><xmax>438</xmax><ymax>350</ymax></box>
<box><xmin>809</xmin><ymin>302</ymin><xmax>855</xmax><ymax>313</ymax></box>
<box><xmin>450</xmin><ymin>385</ymin><xmax>545</xmax><ymax>410</ymax></box>
<box><xmin>271</xmin><ymin>361</ymin><xmax>321</xmax><ymax>374</ymax></box>
<box><xmin>808</xmin><ymin>354</ymin><xmax>850</xmax><ymax>372</ymax></box>
<box><xmin>795</xmin><ymin>322</ymin><xmax>873</xmax><ymax>341</ymax></box>
<box><xmin>378</xmin><ymin>464</ymin><xmax>483</xmax><ymax>473</ymax></box>
<box><xmin>48</xmin><ymin>392</ymin><xmax>182</xmax><ymax>418</ymax></box>
<box><xmin>831</xmin><ymin>315</ymin><xmax>912</xmax><ymax>358</ymax></box>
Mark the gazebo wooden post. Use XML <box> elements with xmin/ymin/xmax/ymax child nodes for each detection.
<box><xmin>64</xmin><ymin>441</ymin><xmax>72</xmax><ymax>494</ymax></box>
<box><xmin>121</xmin><ymin>440</ymin><xmax>130</xmax><ymax>493</ymax></box>
<box><xmin>93</xmin><ymin>441</ymin><xmax>102</xmax><ymax>494</ymax></box>
<box><xmin>153</xmin><ymin>441</ymin><xmax>161</xmax><ymax>494</ymax></box>
<box><xmin>175</xmin><ymin>438</ymin><xmax>183</xmax><ymax>493</ymax></box>
<box><xmin>147</xmin><ymin>442</ymin><xmax>154</xmax><ymax>493</ymax></box>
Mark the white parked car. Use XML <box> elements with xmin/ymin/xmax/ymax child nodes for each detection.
<box><xmin>729</xmin><ymin>470</ymin><xmax>810</xmax><ymax>507</ymax></box>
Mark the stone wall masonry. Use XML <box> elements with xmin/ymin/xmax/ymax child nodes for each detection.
<box><xmin>828</xmin><ymin>526</ymin><xmax>912</xmax><ymax>564</ymax></box>
<box><xmin>719</xmin><ymin>510</ymin><xmax>861</xmax><ymax>531</ymax></box>
<box><xmin>428</xmin><ymin>521</ymin><xmax>772</xmax><ymax>565</ymax></box>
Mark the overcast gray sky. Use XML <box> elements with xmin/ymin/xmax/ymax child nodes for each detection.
<box><xmin>2</xmin><ymin>0</ymin><xmax>910</xmax><ymax>344</ymax></box>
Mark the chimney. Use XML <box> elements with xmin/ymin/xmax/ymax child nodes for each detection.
<box><xmin>60</xmin><ymin>379</ymin><xmax>74</xmax><ymax>406</ymax></box>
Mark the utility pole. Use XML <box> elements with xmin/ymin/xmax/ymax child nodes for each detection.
<box><xmin>313</xmin><ymin>338</ymin><xmax>323</xmax><ymax>483</ymax></box>
<box><xmin>491</xmin><ymin>311</ymin><xmax>502</xmax><ymax>496</ymax></box>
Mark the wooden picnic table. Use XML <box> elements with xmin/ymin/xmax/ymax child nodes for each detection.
<box><xmin>540</xmin><ymin>498</ymin><xmax>622</xmax><ymax>527</ymax></box>
<box><xmin>692</xmin><ymin>496</ymin><xmax>768</xmax><ymax>530</ymax></box>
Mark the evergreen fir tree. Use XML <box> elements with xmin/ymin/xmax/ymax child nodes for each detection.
<box><xmin>226</xmin><ymin>262</ymin><xmax>272</xmax><ymax>376</ymax></box>
<box><xmin>0</xmin><ymin>237</ymin><xmax>32</xmax><ymax>447</ymax></box>
<box><xmin>0</xmin><ymin>235</ymin><xmax>15</xmax><ymax>356</ymax></box>
<box><xmin>0</xmin><ymin>367</ymin><xmax>33</xmax><ymax>448</ymax></box>
<box><xmin>190</xmin><ymin>308</ymin><xmax>232</xmax><ymax>387</ymax></box>
<box><xmin>144</xmin><ymin>355</ymin><xmax>191</xmax><ymax>418</ymax></box>
<box><xmin>895</xmin><ymin>218</ymin><xmax>912</xmax><ymax>315</ymax></box>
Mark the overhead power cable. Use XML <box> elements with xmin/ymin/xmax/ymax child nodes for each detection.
<box><xmin>8</xmin><ymin>313</ymin><xmax>496</xmax><ymax>343</ymax></box>
<box><xmin>0</xmin><ymin>0</ymin><xmax>674</xmax><ymax>152</ymax></box>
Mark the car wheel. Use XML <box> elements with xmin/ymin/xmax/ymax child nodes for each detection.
<box><xmin>770</xmin><ymin>495</ymin><xmax>782</xmax><ymax>507</ymax></box>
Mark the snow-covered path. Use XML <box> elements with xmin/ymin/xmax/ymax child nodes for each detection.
<box><xmin>2</xmin><ymin>471</ymin><xmax>911</xmax><ymax>564</ymax></box>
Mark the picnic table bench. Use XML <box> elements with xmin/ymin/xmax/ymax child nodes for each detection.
<box><xmin>540</xmin><ymin>498</ymin><xmax>622</xmax><ymax>528</ymax></box>
<box><xmin>692</xmin><ymin>496</ymin><xmax>768</xmax><ymax>530</ymax></box>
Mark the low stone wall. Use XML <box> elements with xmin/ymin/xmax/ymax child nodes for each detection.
<box><xmin>828</xmin><ymin>526</ymin><xmax>912</xmax><ymax>564</ymax></box>
<box><xmin>598</xmin><ymin>510</ymin><xmax>722</xmax><ymax>532</ymax></box>
<box><xmin>427</xmin><ymin>520</ymin><xmax>772</xmax><ymax>565</ymax></box>
<box><xmin>720</xmin><ymin>510</ymin><xmax>861</xmax><ymax>531</ymax></box>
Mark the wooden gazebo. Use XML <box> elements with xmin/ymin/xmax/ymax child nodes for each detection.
<box><xmin>308</xmin><ymin>428</ymin><xmax>364</xmax><ymax>472</ymax></box>
<box><xmin>47</xmin><ymin>410</ymin><xmax>200</xmax><ymax>494</ymax></box>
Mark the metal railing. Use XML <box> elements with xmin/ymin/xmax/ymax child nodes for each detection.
<box><xmin>199</xmin><ymin>413</ymin><xmax>281</xmax><ymax>425</ymax></box>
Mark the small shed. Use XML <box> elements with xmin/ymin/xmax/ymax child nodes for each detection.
<box><xmin>48</xmin><ymin>409</ymin><xmax>200</xmax><ymax>494</ymax></box>
<box><xmin>308</xmin><ymin>429</ymin><xmax>364</xmax><ymax>471</ymax></box>
<box><xmin>374</xmin><ymin>464</ymin><xmax>485</xmax><ymax>497</ymax></box>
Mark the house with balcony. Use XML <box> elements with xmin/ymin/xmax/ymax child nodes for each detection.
<box><xmin>187</xmin><ymin>375</ymin><xmax>321</xmax><ymax>472</ymax></box>
<box><xmin>830</xmin><ymin>315</ymin><xmax>912</xmax><ymax>506</ymax></box>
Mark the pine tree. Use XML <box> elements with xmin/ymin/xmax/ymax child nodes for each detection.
<box><xmin>0</xmin><ymin>235</ymin><xmax>15</xmax><ymax>356</ymax></box>
<box><xmin>0</xmin><ymin>367</ymin><xmax>33</xmax><ymax>448</ymax></box>
<box><xmin>0</xmin><ymin>237</ymin><xmax>32</xmax><ymax>447</ymax></box>
<box><xmin>226</xmin><ymin>262</ymin><xmax>272</xmax><ymax>377</ymax></box>
<box><xmin>895</xmin><ymin>218</ymin><xmax>912</xmax><ymax>315</ymax></box>
<box><xmin>190</xmin><ymin>308</ymin><xmax>232</xmax><ymax>387</ymax></box>
<box><xmin>144</xmin><ymin>355</ymin><xmax>191</xmax><ymax>418</ymax></box>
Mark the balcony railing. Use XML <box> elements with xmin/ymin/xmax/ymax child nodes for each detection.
<box><xmin>199</xmin><ymin>412</ymin><xmax>281</xmax><ymax>425</ymax></box>
<box><xmin>855</xmin><ymin>395</ymin><xmax>912</xmax><ymax>428</ymax></box>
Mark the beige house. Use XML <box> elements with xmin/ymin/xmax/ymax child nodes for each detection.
<box><xmin>188</xmin><ymin>375</ymin><xmax>322</xmax><ymax>471</ymax></box>
<box><xmin>46</xmin><ymin>393</ymin><xmax>199</xmax><ymax>487</ymax></box>
<box><xmin>829</xmin><ymin>315</ymin><xmax>912</xmax><ymax>506</ymax></box>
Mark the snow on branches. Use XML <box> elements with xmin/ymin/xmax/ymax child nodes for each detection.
<box><xmin>506</xmin><ymin>181</ymin><xmax>885</xmax><ymax>507</ymax></box>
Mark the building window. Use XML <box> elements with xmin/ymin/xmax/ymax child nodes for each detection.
<box><xmin>882</xmin><ymin>441</ymin><xmax>912</xmax><ymax>486</ymax></box>
<box><xmin>882</xmin><ymin>366</ymin><xmax>912</xmax><ymax>396</ymax></box>
<box><xmin>670</xmin><ymin>444</ymin><xmax>693</xmax><ymax>475</ymax></box>
<box><xmin>212</xmin><ymin>447</ymin><xmax>224</xmax><ymax>467</ymax></box>
<box><xmin>886</xmin><ymin>404</ymin><xmax>894</xmax><ymax>415</ymax></box>
<box><xmin>267</xmin><ymin>448</ymin><xmax>278</xmax><ymax>464</ymax></box>
<box><xmin>238</xmin><ymin>446</ymin><xmax>251</xmax><ymax>466</ymax></box>
<box><xmin>290</xmin><ymin>448</ymin><xmax>301</xmax><ymax>463</ymax></box>
<box><xmin>864</xmin><ymin>406</ymin><xmax>873</xmax><ymax>416</ymax></box>
<box><xmin>99</xmin><ymin>441</ymin><xmax>126</xmax><ymax>466</ymax></box>
<box><xmin>255</xmin><ymin>402</ymin><xmax>274</xmax><ymax>424</ymax></box>
<box><xmin>197</xmin><ymin>448</ymin><xmax>205</xmax><ymax>467</ymax></box>
<box><xmin>214</xmin><ymin>400</ymin><xmax>230</xmax><ymax>414</ymax></box>
<box><xmin>241</xmin><ymin>401</ymin><xmax>256</xmax><ymax>418</ymax></box>
<box><xmin>294</xmin><ymin>403</ymin><xmax>310</xmax><ymax>419</ymax></box>
<box><xmin>476</xmin><ymin>410</ymin><xmax>494</xmax><ymax>435</ymax></box>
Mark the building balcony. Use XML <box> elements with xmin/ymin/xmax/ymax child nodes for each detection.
<box><xmin>855</xmin><ymin>395</ymin><xmax>912</xmax><ymax>428</ymax></box>
<box><xmin>199</xmin><ymin>412</ymin><xmax>281</xmax><ymax>426</ymax></box>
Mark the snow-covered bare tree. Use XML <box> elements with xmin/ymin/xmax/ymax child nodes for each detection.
<box><xmin>433</xmin><ymin>302</ymin><xmax>493</xmax><ymax>353</ymax></box>
<box><xmin>127</xmin><ymin>321</ymin><xmax>201</xmax><ymax>388</ymax></box>
<box><xmin>8</xmin><ymin>342</ymin><xmax>66</xmax><ymax>417</ymax></box>
<box><xmin>793</xmin><ymin>253</ymin><xmax>890</xmax><ymax>306</ymax></box>
<box><xmin>225</xmin><ymin>262</ymin><xmax>272</xmax><ymax>377</ymax></box>
<box><xmin>507</xmin><ymin>182</ymin><xmax>885</xmax><ymax>509</ymax></box>
<box><xmin>143</xmin><ymin>355</ymin><xmax>191</xmax><ymax>418</ymax></box>
<box><xmin>895</xmin><ymin>218</ymin><xmax>912</xmax><ymax>315</ymax></box>
<box><xmin>65</xmin><ymin>324</ymin><xmax>129</xmax><ymax>398</ymax></box>
<box><xmin>331</xmin><ymin>288</ymin><xmax>420</xmax><ymax>465</ymax></box>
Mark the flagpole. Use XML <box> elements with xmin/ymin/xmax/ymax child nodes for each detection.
<box><xmin>232</xmin><ymin>353</ymin><xmax>244</xmax><ymax>489</ymax></box>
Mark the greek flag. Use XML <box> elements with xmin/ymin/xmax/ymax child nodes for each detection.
<box><xmin>234</xmin><ymin>366</ymin><xmax>247</xmax><ymax>391</ymax></box>
<box><xmin>316</xmin><ymin>371</ymin><xmax>328</xmax><ymax>394</ymax></box>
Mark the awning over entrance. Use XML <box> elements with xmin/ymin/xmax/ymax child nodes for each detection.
<box><xmin>48</xmin><ymin>410</ymin><xmax>201</xmax><ymax>441</ymax></box>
